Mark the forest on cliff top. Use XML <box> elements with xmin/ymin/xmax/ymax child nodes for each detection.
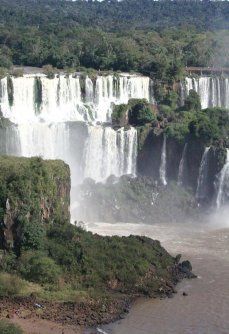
<box><xmin>0</xmin><ymin>0</ymin><xmax>228</xmax><ymax>79</ymax></box>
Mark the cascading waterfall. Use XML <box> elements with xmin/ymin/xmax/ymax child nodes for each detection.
<box><xmin>0</xmin><ymin>73</ymin><xmax>150</xmax><ymax>185</ymax></box>
<box><xmin>196</xmin><ymin>147</ymin><xmax>210</xmax><ymax>203</ymax></box>
<box><xmin>83</xmin><ymin>126</ymin><xmax>137</xmax><ymax>181</ymax></box>
<box><xmin>0</xmin><ymin>73</ymin><xmax>152</xmax><ymax>123</ymax></box>
<box><xmin>159</xmin><ymin>135</ymin><xmax>167</xmax><ymax>186</ymax></box>
<box><xmin>177</xmin><ymin>143</ymin><xmax>187</xmax><ymax>186</ymax></box>
<box><xmin>216</xmin><ymin>149</ymin><xmax>229</xmax><ymax>208</ymax></box>
<box><xmin>182</xmin><ymin>76</ymin><xmax>229</xmax><ymax>109</ymax></box>
<box><xmin>0</xmin><ymin>125</ymin><xmax>21</xmax><ymax>156</ymax></box>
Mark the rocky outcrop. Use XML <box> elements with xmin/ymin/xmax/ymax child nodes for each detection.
<box><xmin>0</xmin><ymin>156</ymin><xmax>70</xmax><ymax>251</ymax></box>
<box><xmin>76</xmin><ymin>175</ymin><xmax>196</xmax><ymax>224</ymax></box>
<box><xmin>137</xmin><ymin>128</ymin><xmax>163</xmax><ymax>180</ymax></box>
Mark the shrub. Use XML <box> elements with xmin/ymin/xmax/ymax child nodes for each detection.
<box><xmin>17</xmin><ymin>219</ymin><xmax>46</xmax><ymax>252</ymax></box>
<box><xmin>159</xmin><ymin>105</ymin><xmax>175</xmax><ymax>120</ymax></box>
<box><xmin>128</xmin><ymin>99</ymin><xmax>155</xmax><ymax>126</ymax></box>
<box><xmin>112</xmin><ymin>104</ymin><xmax>129</xmax><ymax>127</ymax></box>
<box><xmin>0</xmin><ymin>67</ymin><xmax>7</xmax><ymax>79</ymax></box>
<box><xmin>162</xmin><ymin>91</ymin><xmax>179</xmax><ymax>109</ymax></box>
<box><xmin>0</xmin><ymin>320</ymin><xmax>24</xmax><ymax>334</ymax></box>
<box><xmin>184</xmin><ymin>89</ymin><xmax>201</xmax><ymax>111</ymax></box>
<box><xmin>42</xmin><ymin>65</ymin><xmax>56</xmax><ymax>79</ymax></box>
<box><xmin>0</xmin><ymin>252</ymin><xmax>17</xmax><ymax>272</ymax></box>
<box><xmin>188</xmin><ymin>112</ymin><xmax>220</xmax><ymax>143</ymax></box>
<box><xmin>19</xmin><ymin>251</ymin><xmax>61</xmax><ymax>284</ymax></box>
<box><xmin>0</xmin><ymin>272</ymin><xmax>26</xmax><ymax>296</ymax></box>
<box><xmin>0</xmin><ymin>54</ymin><xmax>12</xmax><ymax>69</ymax></box>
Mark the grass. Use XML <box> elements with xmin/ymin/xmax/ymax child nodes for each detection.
<box><xmin>0</xmin><ymin>320</ymin><xmax>24</xmax><ymax>334</ymax></box>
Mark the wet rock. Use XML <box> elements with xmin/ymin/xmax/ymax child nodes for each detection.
<box><xmin>179</xmin><ymin>260</ymin><xmax>197</xmax><ymax>279</ymax></box>
<box><xmin>181</xmin><ymin>260</ymin><xmax>192</xmax><ymax>272</ymax></box>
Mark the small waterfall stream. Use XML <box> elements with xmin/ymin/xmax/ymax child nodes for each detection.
<box><xmin>216</xmin><ymin>149</ymin><xmax>229</xmax><ymax>208</ymax></box>
<box><xmin>159</xmin><ymin>135</ymin><xmax>167</xmax><ymax>186</ymax></box>
<box><xmin>177</xmin><ymin>143</ymin><xmax>187</xmax><ymax>186</ymax></box>
<box><xmin>196</xmin><ymin>147</ymin><xmax>210</xmax><ymax>203</ymax></box>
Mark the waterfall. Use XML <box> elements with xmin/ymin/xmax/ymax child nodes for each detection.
<box><xmin>0</xmin><ymin>73</ymin><xmax>152</xmax><ymax>124</ymax></box>
<box><xmin>196</xmin><ymin>147</ymin><xmax>210</xmax><ymax>203</ymax></box>
<box><xmin>159</xmin><ymin>135</ymin><xmax>167</xmax><ymax>186</ymax></box>
<box><xmin>83</xmin><ymin>126</ymin><xmax>137</xmax><ymax>181</ymax></box>
<box><xmin>0</xmin><ymin>72</ymin><xmax>150</xmax><ymax>184</ymax></box>
<box><xmin>0</xmin><ymin>125</ymin><xmax>21</xmax><ymax>156</ymax></box>
<box><xmin>182</xmin><ymin>76</ymin><xmax>229</xmax><ymax>109</ymax></box>
<box><xmin>216</xmin><ymin>149</ymin><xmax>229</xmax><ymax>208</ymax></box>
<box><xmin>177</xmin><ymin>143</ymin><xmax>187</xmax><ymax>186</ymax></box>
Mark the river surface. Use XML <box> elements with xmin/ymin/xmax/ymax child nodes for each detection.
<box><xmin>85</xmin><ymin>219</ymin><xmax>229</xmax><ymax>334</ymax></box>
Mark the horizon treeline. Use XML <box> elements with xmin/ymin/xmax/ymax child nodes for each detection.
<box><xmin>0</xmin><ymin>0</ymin><xmax>228</xmax><ymax>80</ymax></box>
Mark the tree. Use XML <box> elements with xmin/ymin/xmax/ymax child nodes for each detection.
<box><xmin>128</xmin><ymin>99</ymin><xmax>155</xmax><ymax>126</ymax></box>
<box><xmin>184</xmin><ymin>90</ymin><xmax>201</xmax><ymax>112</ymax></box>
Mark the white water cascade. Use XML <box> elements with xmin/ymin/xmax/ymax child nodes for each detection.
<box><xmin>0</xmin><ymin>73</ymin><xmax>149</xmax><ymax>184</ymax></box>
<box><xmin>0</xmin><ymin>74</ymin><xmax>152</xmax><ymax>123</ymax></box>
<box><xmin>216</xmin><ymin>149</ymin><xmax>229</xmax><ymax>208</ymax></box>
<box><xmin>182</xmin><ymin>77</ymin><xmax>229</xmax><ymax>109</ymax></box>
<box><xmin>177</xmin><ymin>143</ymin><xmax>188</xmax><ymax>186</ymax></box>
<box><xmin>196</xmin><ymin>147</ymin><xmax>210</xmax><ymax>202</ymax></box>
<box><xmin>159</xmin><ymin>135</ymin><xmax>167</xmax><ymax>186</ymax></box>
<box><xmin>84</xmin><ymin>126</ymin><xmax>137</xmax><ymax>181</ymax></box>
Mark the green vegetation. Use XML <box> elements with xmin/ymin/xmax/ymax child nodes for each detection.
<box><xmin>19</xmin><ymin>251</ymin><xmax>62</xmax><ymax>285</ymax></box>
<box><xmin>0</xmin><ymin>272</ymin><xmax>26</xmax><ymax>297</ymax></box>
<box><xmin>0</xmin><ymin>219</ymin><xmax>177</xmax><ymax>300</ymax></box>
<box><xmin>165</xmin><ymin>104</ymin><xmax>229</xmax><ymax>145</ymax></box>
<box><xmin>0</xmin><ymin>156</ymin><xmax>181</xmax><ymax>306</ymax></box>
<box><xmin>0</xmin><ymin>320</ymin><xmax>23</xmax><ymax>334</ymax></box>
<box><xmin>112</xmin><ymin>104</ymin><xmax>129</xmax><ymax>127</ymax></box>
<box><xmin>183</xmin><ymin>90</ymin><xmax>202</xmax><ymax>112</ymax></box>
<box><xmin>111</xmin><ymin>92</ymin><xmax>229</xmax><ymax>148</ymax></box>
<box><xmin>0</xmin><ymin>156</ymin><xmax>70</xmax><ymax>253</ymax></box>
<box><xmin>112</xmin><ymin>99</ymin><xmax>156</xmax><ymax>127</ymax></box>
<box><xmin>0</xmin><ymin>1</ymin><xmax>228</xmax><ymax>82</ymax></box>
<box><xmin>128</xmin><ymin>99</ymin><xmax>156</xmax><ymax>126</ymax></box>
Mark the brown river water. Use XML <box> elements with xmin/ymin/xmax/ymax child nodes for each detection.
<box><xmin>86</xmin><ymin>217</ymin><xmax>229</xmax><ymax>334</ymax></box>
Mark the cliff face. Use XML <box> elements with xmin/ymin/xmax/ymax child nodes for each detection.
<box><xmin>137</xmin><ymin>127</ymin><xmax>163</xmax><ymax>180</ymax></box>
<box><xmin>137</xmin><ymin>126</ymin><xmax>226</xmax><ymax>204</ymax></box>
<box><xmin>0</xmin><ymin>156</ymin><xmax>70</xmax><ymax>251</ymax></box>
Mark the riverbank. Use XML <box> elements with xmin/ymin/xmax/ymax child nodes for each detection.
<box><xmin>0</xmin><ymin>257</ymin><xmax>193</xmax><ymax>334</ymax></box>
<box><xmin>0</xmin><ymin>294</ymin><xmax>130</xmax><ymax>333</ymax></box>
<box><xmin>95</xmin><ymin>221</ymin><xmax>229</xmax><ymax>334</ymax></box>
